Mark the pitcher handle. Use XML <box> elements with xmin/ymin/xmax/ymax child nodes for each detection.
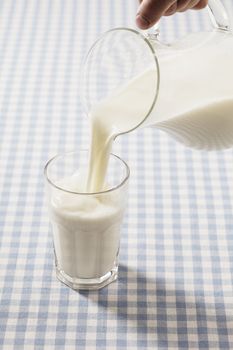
<box><xmin>150</xmin><ymin>0</ymin><xmax>230</xmax><ymax>38</ymax></box>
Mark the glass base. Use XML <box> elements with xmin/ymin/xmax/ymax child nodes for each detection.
<box><xmin>55</xmin><ymin>264</ymin><xmax>118</xmax><ymax>290</ymax></box>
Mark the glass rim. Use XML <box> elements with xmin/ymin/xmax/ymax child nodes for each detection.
<box><xmin>44</xmin><ymin>150</ymin><xmax>130</xmax><ymax>196</ymax></box>
<box><xmin>81</xmin><ymin>27</ymin><xmax>160</xmax><ymax>134</ymax></box>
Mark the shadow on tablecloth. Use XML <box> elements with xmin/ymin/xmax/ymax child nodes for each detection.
<box><xmin>79</xmin><ymin>264</ymin><xmax>231</xmax><ymax>349</ymax></box>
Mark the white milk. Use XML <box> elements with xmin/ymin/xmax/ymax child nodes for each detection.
<box><xmin>86</xmin><ymin>117</ymin><xmax>115</xmax><ymax>193</ymax></box>
<box><xmin>49</xmin><ymin>174</ymin><xmax>125</xmax><ymax>279</ymax></box>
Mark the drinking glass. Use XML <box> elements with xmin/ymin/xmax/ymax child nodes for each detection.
<box><xmin>44</xmin><ymin>150</ymin><xmax>130</xmax><ymax>290</ymax></box>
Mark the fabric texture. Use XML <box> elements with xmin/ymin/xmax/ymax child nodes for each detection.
<box><xmin>0</xmin><ymin>0</ymin><xmax>233</xmax><ymax>348</ymax></box>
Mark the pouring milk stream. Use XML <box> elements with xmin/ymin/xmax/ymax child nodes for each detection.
<box><xmin>83</xmin><ymin>0</ymin><xmax>233</xmax><ymax>192</ymax></box>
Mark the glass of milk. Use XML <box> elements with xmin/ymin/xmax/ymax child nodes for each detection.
<box><xmin>44</xmin><ymin>150</ymin><xmax>130</xmax><ymax>290</ymax></box>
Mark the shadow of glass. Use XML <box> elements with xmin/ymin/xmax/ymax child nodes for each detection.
<box><xmin>78</xmin><ymin>264</ymin><xmax>231</xmax><ymax>349</ymax></box>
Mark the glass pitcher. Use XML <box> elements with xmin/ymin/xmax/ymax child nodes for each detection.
<box><xmin>82</xmin><ymin>0</ymin><xmax>233</xmax><ymax>150</ymax></box>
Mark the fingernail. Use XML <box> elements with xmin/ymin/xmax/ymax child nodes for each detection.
<box><xmin>136</xmin><ymin>14</ymin><xmax>150</xmax><ymax>29</ymax></box>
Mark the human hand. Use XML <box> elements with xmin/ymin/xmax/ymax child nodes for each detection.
<box><xmin>136</xmin><ymin>0</ymin><xmax>208</xmax><ymax>29</ymax></box>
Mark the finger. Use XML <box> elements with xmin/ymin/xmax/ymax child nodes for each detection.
<box><xmin>176</xmin><ymin>0</ymin><xmax>193</xmax><ymax>12</ymax></box>
<box><xmin>136</xmin><ymin>0</ymin><xmax>177</xmax><ymax>29</ymax></box>
<box><xmin>177</xmin><ymin>0</ymin><xmax>200</xmax><ymax>12</ymax></box>
<box><xmin>164</xmin><ymin>2</ymin><xmax>178</xmax><ymax>16</ymax></box>
<box><xmin>192</xmin><ymin>0</ymin><xmax>208</xmax><ymax>10</ymax></box>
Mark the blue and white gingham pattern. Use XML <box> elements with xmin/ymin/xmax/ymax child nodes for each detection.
<box><xmin>1</xmin><ymin>0</ymin><xmax>233</xmax><ymax>349</ymax></box>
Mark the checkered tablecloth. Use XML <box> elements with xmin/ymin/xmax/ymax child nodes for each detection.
<box><xmin>1</xmin><ymin>0</ymin><xmax>233</xmax><ymax>349</ymax></box>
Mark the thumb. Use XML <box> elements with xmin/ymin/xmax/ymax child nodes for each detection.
<box><xmin>136</xmin><ymin>0</ymin><xmax>177</xmax><ymax>29</ymax></box>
